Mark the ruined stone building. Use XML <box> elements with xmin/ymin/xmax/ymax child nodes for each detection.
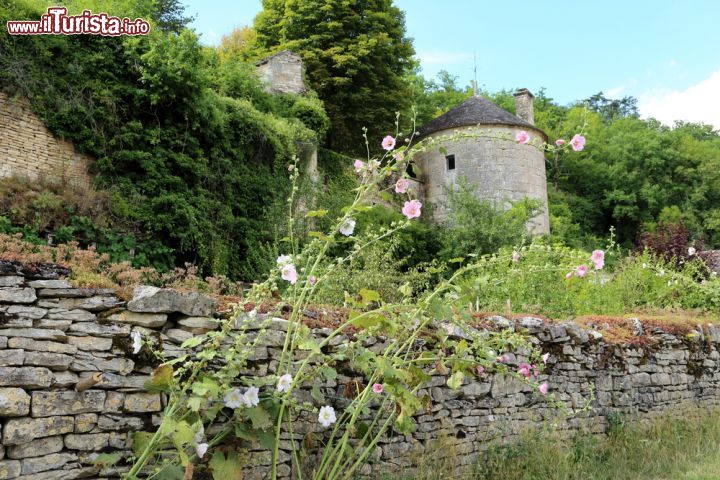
<box><xmin>412</xmin><ymin>89</ymin><xmax>550</xmax><ymax>234</ymax></box>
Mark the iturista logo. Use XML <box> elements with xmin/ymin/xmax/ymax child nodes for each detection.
<box><xmin>7</xmin><ymin>7</ymin><xmax>151</xmax><ymax>36</ymax></box>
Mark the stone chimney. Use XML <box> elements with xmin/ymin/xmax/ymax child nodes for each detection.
<box><xmin>514</xmin><ymin>88</ymin><xmax>535</xmax><ymax>125</ymax></box>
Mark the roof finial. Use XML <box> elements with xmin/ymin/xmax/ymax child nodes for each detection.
<box><xmin>472</xmin><ymin>51</ymin><xmax>478</xmax><ymax>96</ymax></box>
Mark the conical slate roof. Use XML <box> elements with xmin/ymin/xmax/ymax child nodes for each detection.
<box><xmin>417</xmin><ymin>95</ymin><xmax>541</xmax><ymax>138</ymax></box>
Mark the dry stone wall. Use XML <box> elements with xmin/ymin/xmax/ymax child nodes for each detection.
<box><xmin>1</xmin><ymin>261</ymin><xmax>720</xmax><ymax>479</ymax></box>
<box><xmin>0</xmin><ymin>92</ymin><xmax>91</xmax><ymax>186</ymax></box>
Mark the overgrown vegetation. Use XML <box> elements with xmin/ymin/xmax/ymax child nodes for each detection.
<box><xmin>382</xmin><ymin>408</ymin><xmax>720</xmax><ymax>480</ymax></box>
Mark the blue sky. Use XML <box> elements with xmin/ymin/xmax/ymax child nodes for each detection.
<box><xmin>183</xmin><ymin>1</ymin><xmax>720</xmax><ymax>128</ymax></box>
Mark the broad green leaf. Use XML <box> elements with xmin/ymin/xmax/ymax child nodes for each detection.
<box><xmin>321</xmin><ymin>366</ymin><xmax>338</xmax><ymax>381</ymax></box>
<box><xmin>448</xmin><ymin>257</ymin><xmax>465</xmax><ymax>264</ymax></box>
<box><xmin>438</xmin><ymin>146</ymin><xmax>448</xmax><ymax>155</ymax></box>
<box><xmin>209</xmin><ymin>451</ymin><xmax>244</xmax><ymax>480</ymax></box>
<box><xmin>187</xmin><ymin>396</ymin><xmax>204</xmax><ymax>412</ymax></box>
<box><xmin>192</xmin><ymin>377</ymin><xmax>220</xmax><ymax>397</ymax></box>
<box><xmin>180</xmin><ymin>336</ymin><xmax>204</xmax><ymax>349</ymax></box>
<box><xmin>305</xmin><ymin>209</ymin><xmax>328</xmax><ymax>217</ymax></box>
<box><xmin>308</xmin><ymin>231</ymin><xmax>334</xmax><ymax>242</ymax></box>
<box><xmin>144</xmin><ymin>364</ymin><xmax>173</xmax><ymax>393</ymax></box>
<box><xmin>131</xmin><ymin>431</ymin><xmax>154</xmax><ymax>457</ymax></box>
<box><xmin>258</xmin><ymin>430</ymin><xmax>276</xmax><ymax>450</ymax></box>
<box><xmin>447</xmin><ymin>371</ymin><xmax>464</xmax><ymax>389</ymax></box>
<box><xmin>310</xmin><ymin>386</ymin><xmax>325</xmax><ymax>403</ymax></box>
<box><xmin>350</xmin><ymin>312</ymin><xmax>385</xmax><ymax>329</ymax></box>
<box><xmin>398</xmin><ymin>283</ymin><xmax>412</xmax><ymax>297</ymax></box>
<box><xmin>297</xmin><ymin>338</ymin><xmax>321</xmax><ymax>353</ymax></box>
<box><xmin>93</xmin><ymin>452</ymin><xmax>122</xmax><ymax>468</ymax></box>
<box><xmin>359</xmin><ymin>288</ymin><xmax>380</xmax><ymax>305</ymax></box>
<box><xmin>153</xmin><ymin>464</ymin><xmax>185</xmax><ymax>480</ymax></box>
<box><xmin>246</xmin><ymin>406</ymin><xmax>272</xmax><ymax>430</ymax></box>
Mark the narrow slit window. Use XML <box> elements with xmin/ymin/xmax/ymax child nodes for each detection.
<box><xmin>446</xmin><ymin>154</ymin><xmax>456</xmax><ymax>170</ymax></box>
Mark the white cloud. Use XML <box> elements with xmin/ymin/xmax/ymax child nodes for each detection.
<box><xmin>639</xmin><ymin>69</ymin><xmax>720</xmax><ymax>129</ymax></box>
<box><xmin>417</xmin><ymin>51</ymin><xmax>473</xmax><ymax>66</ymax></box>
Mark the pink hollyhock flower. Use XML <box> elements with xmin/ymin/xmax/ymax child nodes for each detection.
<box><xmin>476</xmin><ymin>365</ymin><xmax>485</xmax><ymax>375</ymax></box>
<box><xmin>395</xmin><ymin>178</ymin><xmax>410</xmax><ymax>194</ymax></box>
<box><xmin>369</xmin><ymin>159</ymin><xmax>381</xmax><ymax>170</ymax></box>
<box><xmin>353</xmin><ymin>159</ymin><xmax>365</xmax><ymax>172</ymax></box>
<box><xmin>516</xmin><ymin>131</ymin><xmax>530</xmax><ymax>145</ymax></box>
<box><xmin>512</xmin><ymin>251</ymin><xmax>521</xmax><ymax>262</ymax></box>
<box><xmin>372</xmin><ymin>383</ymin><xmax>384</xmax><ymax>394</ymax></box>
<box><xmin>393</xmin><ymin>152</ymin><xmax>404</xmax><ymax>162</ymax></box>
<box><xmin>497</xmin><ymin>354</ymin><xmax>510</xmax><ymax>363</ymax></box>
<box><xmin>281</xmin><ymin>264</ymin><xmax>298</xmax><ymax>284</ymax></box>
<box><xmin>402</xmin><ymin>200</ymin><xmax>422</xmax><ymax>219</ymax></box>
<box><xmin>565</xmin><ymin>272</ymin><xmax>573</xmax><ymax>279</ymax></box>
<box><xmin>542</xmin><ymin>352</ymin><xmax>550</xmax><ymax>364</ymax></box>
<box><xmin>570</xmin><ymin>134</ymin><xmax>586</xmax><ymax>151</ymax></box>
<box><xmin>538</xmin><ymin>382</ymin><xmax>549</xmax><ymax>395</ymax></box>
<box><xmin>591</xmin><ymin>250</ymin><xmax>605</xmax><ymax>270</ymax></box>
<box><xmin>382</xmin><ymin>135</ymin><xmax>396</xmax><ymax>151</ymax></box>
<box><xmin>518</xmin><ymin>362</ymin><xmax>532</xmax><ymax>378</ymax></box>
<box><xmin>575</xmin><ymin>265</ymin><xmax>588</xmax><ymax>278</ymax></box>
<box><xmin>308</xmin><ymin>275</ymin><xmax>317</xmax><ymax>286</ymax></box>
<box><xmin>555</xmin><ymin>139</ymin><xmax>566</xmax><ymax>146</ymax></box>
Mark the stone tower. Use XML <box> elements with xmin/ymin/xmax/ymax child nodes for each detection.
<box><xmin>411</xmin><ymin>90</ymin><xmax>550</xmax><ymax>234</ymax></box>
<box><xmin>255</xmin><ymin>50</ymin><xmax>306</xmax><ymax>95</ymax></box>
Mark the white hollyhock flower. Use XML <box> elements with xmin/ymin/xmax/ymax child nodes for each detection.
<box><xmin>196</xmin><ymin>443</ymin><xmax>209</xmax><ymax>458</ymax></box>
<box><xmin>276</xmin><ymin>254</ymin><xmax>292</xmax><ymax>265</ymax></box>
<box><xmin>224</xmin><ymin>388</ymin><xmax>244</xmax><ymax>409</ymax></box>
<box><xmin>339</xmin><ymin>218</ymin><xmax>356</xmax><ymax>236</ymax></box>
<box><xmin>318</xmin><ymin>405</ymin><xmax>337</xmax><ymax>428</ymax></box>
<box><xmin>131</xmin><ymin>331</ymin><xmax>142</xmax><ymax>354</ymax></box>
<box><xmin>277</xmin><ymin>374</ymin><xmax>293</xmax><ymax>393</ymax></box>
<box><xmin>242</xmin><ymin>386</ymin><xmax>260</xmax><ymax>407</ymax></box>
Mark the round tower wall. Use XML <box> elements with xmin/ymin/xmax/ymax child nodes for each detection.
<box><xmin>413</xmin><ymin>124</ymin><xmax>550</xmax><ymax>234</ymax></box>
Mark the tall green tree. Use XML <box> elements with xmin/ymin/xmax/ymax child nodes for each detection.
<box><xmin>251</xmin><ymin>0</ymin><xmax>415</xmax><ymax>153</ymax></box>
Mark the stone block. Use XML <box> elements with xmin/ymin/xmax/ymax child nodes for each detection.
<box><xmin>26</xmin><ymin>280</ymin><xmax>72</xmax><ymax>289</ymax></box>
<box><xmin>6</xmin><ymin>436</ymin><xmax>63</xmax><ymax>459</ymax></box>
<box><xmin>0</xmin><ymin>277</ymin><xmax>23</xmax><ymax>287</ymax></box>
<box><xmin>107</xmin><ymin>311</ymin><xmax>167</xmax><ymax>328</ymax></box>
<box><xmin>46</xmin><ymin>309</ymin><xmax>95</xmax><ymax>322</ymax></box>
<box><xmin>97</xmin><ymin>414</ymin><xmax>143</xmax><ymax>431</ymax></box>
<box><xmin>74</xmin><ymin>413</ymin><xmax>98</xmax><ymax>433</ymax></box>
<box><xmin>0</xmin><ymin>460</ymin><xmax>20</xmax><ymax>479</ymax></box>
<box><xmin>31</xmin><ymin>390</ymin><xmax>106</xmax><ymax>417</ymax></box>
<box><xmin>7</xmin><ymin>338</ymin><xmax>76</xmax><ymax>355</ymax></box>
<box><xmin>64</xmin><ymin>433</ymin><xmax>109</xmax><ymax>450</ymax></box>
<box><xmin>23</xmin><ymin>352</ymin><xmax>72</xmax><ymax>371</ymax></box>
<box><xmin>0</xmin><ymin>329</ymin><xmax>66</xmax><ymax>342</ymax></box>
<box><xmin>69</xmin><ymin>352</ymin><xmax>134</xmax><ymax>374</ymax></box>
<box><xmin>0</xmin><ymin>368</ymin><xmax>52</xmax><ymax>389</ymax></box>
<box><xmin>3</xmin><ymin>416</ymin><xmax>74</xmax><ymax>445</ymax></box>
<box><xmin>66</xmin><ymin>335</ymin><xmax>112</xmax><ymax>351</ymax></box>
<box><xmin>177</xmin><ymin>316</ymin><xmax>218</xmax><ymax>332</ymax></box>
<box><xmin>67</xmin><ymin>322</ymin><xmax>130</xmax><ymax>337</ymax></box>
<box><xmin>4</xmin><ymin>306</ymin><xmax>46</xmax><ymax>320</ymax></box>
<box><xmin>127</xmin><ymin>285</ymin><xmax>217</xmax><ymax>316</ymax></box>
<box><xmin>0</xmin><ymin>351</ymin><xmax>24</xmax><ymax>367</ymax></box>
<box><xmin>51</xmin><ymin>371</ymin><xmax>79</xmax><ymax>388</ymax></box>
<box><xmin>123</xmin><ymin>393</ymin><xmax>161</xmax><ymax>412</ymax></box>
<box><xmin>0</xmin><ymin>388</ymin><xmax>30</xmax><ymax>416</ymax></box>
<box><xmin>38</xmin><ymin>296</ymin><xmax>120</xmax><ymax>312</ymax></box>
<box><xmin>0</xmin><ymin>288</ymin><xmax>36</xmax><ymax>304</ymax></box>
<box><xmin>19</xmin><ymin>452</ymin><xmax>76</xmax><ymax>475</ymax></box>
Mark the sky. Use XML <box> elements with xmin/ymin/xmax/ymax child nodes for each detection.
<box><xmin>182</xmin><ymin>0</ymin><xmax>720</xmax><ymax>129</ymax></box>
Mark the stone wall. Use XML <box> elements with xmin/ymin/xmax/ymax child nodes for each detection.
<box><xmin>1</xmin><ymin>261</ymin><xmax>720</xmax><ymax>479</ymax></box>
<box><xmin>0</xmin><ymin>92</ymin><xmax>92</xmax><ymax>187</ymax></box>
<box><xmin>413</xmin><ymin>125</ymin><xmax>550</xmax><ymax>234</ymax></box>
<box><xmin>256</xmin><ymin>50</ymin><xmax>306</xmax><ymax>95</ymax></box>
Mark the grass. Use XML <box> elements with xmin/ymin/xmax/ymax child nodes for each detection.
<box><xmin>378</xmin><ymin>407</ymin><xmax>720</xmax><ymax>480</ymax></box>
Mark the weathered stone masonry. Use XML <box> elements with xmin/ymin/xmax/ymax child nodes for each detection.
<box><xmin>1</xmin><ymin>262</ymin><xmax>720</xmax><ymax>479</ymax></box>
<box><xmin>0</xmin><ymin>92</ymin><xmax>91</xmax><ymax>186</ymax></box>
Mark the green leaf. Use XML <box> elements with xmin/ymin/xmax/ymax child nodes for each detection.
<box><xmin>321</xmin><ymin>366</ymin><xmax>337</xmax><ymax>381</ymax></box>
<box><xmin>438</xmin><ymin>146</ymin><xmax>448</xmax><ymax>155</ymax></box>
<box><xmin>258</xmin><ymin>430</ymin><xmax>276</xmax><ymax>450</ymax></box>
<box><xmin>297</xmin><ymin>338</ymin><xmax>321</xmax><ymax>354</ymax></box>
<box><xmin>171</xmin><ymin>420</ymin><xmax>195</xmax><ymax>466</ymax></box>
<box><xmin>448</xmin><ymin>257</ymin><xmax>465</xmax><ymax>264</ymax></box>
<box><xmin>305</xmin><ymin>209</ymin><xmax>328</xmax><ymax>217</ymax></box>
<box><xmin>398</xmin><ymin>283</ymin><xmax>412</xmax><ymax>297</ymax></box>
<box><xmin>131</xmin><ymin>431</ymin><xmax>154</xmax><ymax>457</ymax></box>
<box><xmin>180</xmin><ymin>336</ymin><xmax>204</xmax><ymax>349</ymax></box>
<box><xmin>350</xmin><ymin>312</ymin><xmax>386</xmax><ymax>329</ymax></box>
<box><xmin>359</xmin><ymin>288</ymin><xmax>380</xmax><ymax>305</ymax></box>
<box><xmin>187</xmin><ymin>396</ymin><xmax>205</xmax><ymax>412</ymax></box>
<box><xmin>153</xmin><ymin>464</ymin><xmax>185</xmax><ymax>480</ymax></box>
<box><xmin>311</xmin><ymin>386</ymin><xmax>325</xmax><ymax>403</ymax></box>
<box><xmin>308</xmin><ymin>231</ymin><xmax>334</xmax><ymax>242</ymax></box>
<box><xmin>144</xmin><ymin>364</ymin><xmax>174</xmax><ymax>393</ymax></box>
<box><xmin>93</xmin><ymin>452</ymin><xmax>122</xmax><ymax>469</ymax></box>
<box><xmin>209</xmin><ymin>451</ymin><xmax>244</xmax><ymax>480</ymax></box>
<box><xmin>246</xmin><ymin>406</ymin><xmax>272</xmax><ymax>430</ymax></box>
<box><xmin>447</xmin><ymin>371</ymin><xmax>464</xmax><ymax>389</ymax></box>
<box><xmin>192</xmin><ymin>377</ymin><xmax>220</xmax><ymax>397</ymax></box>
<box><xmin>379</xmin><ymin>191</ymin><xmax>392</xmax><ymax>202</ymax></box>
